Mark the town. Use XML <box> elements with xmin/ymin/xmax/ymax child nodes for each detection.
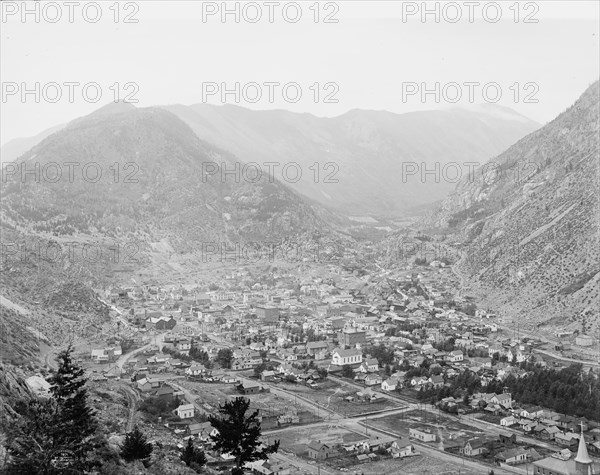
<box><xmin>29</xmin><ymin>251</ymin><xmax>600</xmax><ymax>475</ymax></box>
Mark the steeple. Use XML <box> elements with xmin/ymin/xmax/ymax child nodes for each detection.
<box><xmin>575</xmin><ymin>422</ymin><xmax>593</xmax><ymax>474</ymax></box>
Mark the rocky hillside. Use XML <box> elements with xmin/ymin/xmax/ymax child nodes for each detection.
<box><xmin>1</xmin><ymin>105</ymin><xmax>328</xmax><ymax>249</ymax></box>
<box><xmin>0</xmin><ymin>105</ymin><xmax>345</xmax><ymax>327</ymax></box>
<box><xmin>427</xmin><ymin>81</ymin><xmax>600</xmax><ymax>333</ymax></box>
<box><xmin>162</xmin><ymin>103</ymin><xmax>540</xmax><ymax>217</ymax></box>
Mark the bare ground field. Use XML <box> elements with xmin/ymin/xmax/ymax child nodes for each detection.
<box><xmin>276</xmin><ymin>379</ymin><xmax>404</xmax><ymax>416</ymax></box>
<box><xmin>178</xmin><ymin>380</ymin><xmax>323</xmax><ymax>426</ymax></box>
<box><xmin>369</xmin><ymin>409</ymin><xmax>485</xmax><ymax>449</ymax></box>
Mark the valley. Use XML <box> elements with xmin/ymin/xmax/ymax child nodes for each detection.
<box><xmin>0</xmin><ymin>63</ymin><xmax>598</xmax><ymax>475</ymax></box>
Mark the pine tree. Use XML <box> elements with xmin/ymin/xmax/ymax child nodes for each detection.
<box><xmin>5</xmin><ymin>346</ymin><xmax>101</xmax><ymax>473</ymax></box>
<box><xmin>121</xmin><ymin>426</ymin><xmax>153</xmax><ymax>462</ymax></box>
<box><xmin>46</xmin><ymin>344</ymin><xmax>99</xmax><ymax>465</ymax></box>
<box><xmin>181</xmin><ymin>438</ymin><xmax>207</xmax><ymax>472</ymax></box>
<box><xmin>4</xmin><ymin>398</ymin><xmax>59</xmax><ymax>474</ymax></box>
<box><xmin>208</xmin><ymin>397</ymin><xmax>279</xmax><ymax>471</ymax></box>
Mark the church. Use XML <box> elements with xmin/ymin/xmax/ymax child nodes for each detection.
<box><xmin>533</xmin><ymin>427</ymin><xmax>599</xmax><ymax>475</ymax></box>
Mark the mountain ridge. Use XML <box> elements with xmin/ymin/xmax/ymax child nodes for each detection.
<box><xmin>425</xmin><ymin>80</ymin><xmax>600</xmax><ymax>333</ymax></box>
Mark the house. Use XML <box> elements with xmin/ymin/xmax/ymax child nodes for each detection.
<box><xmin>155</xmin><ymin>385</ymin><xmax>175</xmax><ymax>401</ymax></box>
<box><xmin>145</xmin><ymin>316</ymin><xmax>177</xmax><ymax>331</ymax></box>
<box><xmin>490</xmin><ymin>392</ymin><xmax>513</xmax><ymax>409</ymax></box>
<box><xmin>495</xmin><ymin>447</ymin><xmax>528</xmax><ymax>465</ymax></box>
<box><xmin>103</xmin><ymin>366</ymin><xmax>121</xmax><ymax>379</ymax></box>
<box><xmin>176</xmin><ymin>403</ymin><xmax>195</xmax><ymax>419</ymax></box>
<box><xmin>247</xmin><ymin>459</ymin><xmax>292</xmax><ymax>475</ymax></box>
<box><xmin>261</xmin><ymin>370</ymin><xmax>276</xmax><ymax>382</ymax></box>
<box><xmin>237</xmin><ymin>381</ymin><xmax>261</xmax><ymax>395</ymax></box>
<box><xmin>91</xmin><ymin>349</ymin><xmax>109</xmax><ymax>363</ymax></box>
<box><xmin>176</xmin><ymin>339</ymin><xmax>191</xmax><ymax>352</ymax></box>
<box><xmin>428</xmin><ymin>374</ymin><xmax>445</xmax><ymax>388</ymax></box>
<box><xmin>364</xmin><ymin>374</ymin><xmax>382</xmax><ymax>386</ymax></box>
<box><xmin>188</xmin><ymin>422</ymin><xmax>219</xmax><ymax>441</ymax></box>
<box><xmin>186</xmin><ymin>364</ymin><xmax>208</xmax><ymax>377</ymax></box>
<box><xmin>520</xmin><ymin>405</ymin><xmax>544</xmax><ymax>419</ymax></box>
<box><xmin>461</xmin><ymin>438</ymin><xmax>488</xmax><ymax>457</ymax></box>
<box><xmin>388</xmin><ymin>438</ymin><xmax>416</xmax><ymax>458</ymax></box>
<box><xmin>307</xmin><ymin>440</ymin><xmax>330</xmax><ymax>460</ymax></box>
<box><xmin>136</xmin><ymin>377</ymin><xmax>163</xmax><ymax>392</ymax></box>
<box><xmin>359</xmin><ymin>436</ymin><xmax>395</xmax><ymax>453</ymax></box>
<box><xmin>306</xmin><ymin>341</ymin><xmax>329</xmax><ymax>356</ymax></box>
<box><xmin>331</xmin><ymin>348</ymin><xmax>363</xmax><ymax>366</ymax></box>
<box><xmin>541</xmin><ymin>425</ymin><xmax>561</xmax><ymax>440</ymax></box>
<box><xmin>363</xmin><ymin>358</ymin><xmax>379</xmax><ymax>372</ymax></box>
<box><xmin>446</xmin><ymin>350</ymin><xmax>464</xmax><ymax>362</ymax></box>
<box><xmin>382</xmin><ymin>377</ymin><xmax>401</xmax><ymax>392</ymax></box>
<box><xmin>411</xmin><ymin>376</ymin><xmax>428</xmax><ymax>387</ymax></box>
<box><xmin>554</xmin><ymin>432</ymin><xmax>580</xmax><ymax>448</ymax></box>
<box><xmin>409</xmin><ymin>427</ymin><xmax>436</xmax><ymax>442</ymax></box>
<box><xmin>501</xmin><ymin>415</ymin><xmax>518</xmax><ymax>427</ymax></box>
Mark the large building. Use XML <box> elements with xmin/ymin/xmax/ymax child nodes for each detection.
<box><xmin>255</xmin><ymin>306</ymin><xmax>280</xmax><ymax>323</ymax></box>
<box><xmin>331</xmin><ymin>348</ymin><xmax>362</xmax><ymax>366</ymax></box>
<box><xmin>340</xmin><ymin>328</ymin><xmax>366</xmax><ymax>347</ymax></box>
<box><xmin>533</xmin><ymin>428</ymin><xmax>599</xmax><ymax>475</ymax></box>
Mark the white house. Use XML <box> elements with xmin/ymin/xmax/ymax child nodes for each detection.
<box><xmin>91</xmin><ymin>349</ymin><xmax>109</xmax><ymax>363</ymax></box>
<box><xmin>364</xmin><ymin>374</ymin><xmax>382</xmax><ymax>386</ymax></box>
<box><xmin>186</xmin><ymin>364</ymin><xmax>208</xmax><ymax>377</ymax></box>
<box><xmin>446</xmin><ymin>350</ymin><xmax>464</xmax><ymax>362</ymax></box>
<box><xmin>490</xmin><ymin>393</ymin><xmax>513</xmax><ymax>409</ymax></box>
<box><xmin>388</xmin><ymin>438</ymin><xmax>416</xmax><ymax>458</ymax></box>
<box><xmin>409</xmin><ymin>427</ymin><xmax>436</xmax><ymax>442</ymax></box>
<box><xmin>519</xmin><ymin>405</ymin><xmax>544</xmax><ymax>419</ymax></box>
<box><xmin>331</xmin><ymin>348</ymin><xmax>363</xmax><ymax>366</ymax></box>
<box><xmin>363</xmin><ymin>358</ymin><xmax>379</xmax><ymax>372</ymax></box>
<box><xmin>382</xmin><ymin>377</ymin><xmax>401</xmax><ymax>392</ymax></box>
<box><xmin>176</xmin><ymin>339</ymin><xmax>192</xmax><ymax>352</ymax></box>
<box><xmin>176</xmin><ymin>404</ymin><xmax>195</xmax><ymax>419</ymax></box>
<box><xmin>500</xmin><ymin>415</ymin><xmax>517</xmax><ymax>427</ymax></box>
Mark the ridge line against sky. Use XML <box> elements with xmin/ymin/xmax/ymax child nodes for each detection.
<box><xmin>1</xmin><ymin>0</ymin><xmax>599</xmax><ymax>145</ymax></box>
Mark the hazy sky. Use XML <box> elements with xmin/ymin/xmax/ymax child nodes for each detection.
<box><xmin>1</xmin><ymin>0</ymin><xmax>599</xmax><ymax>145</ymax></box>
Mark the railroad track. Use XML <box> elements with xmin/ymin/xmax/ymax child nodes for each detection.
<box><xmin>118</xmin><ymin>384</ymin><xmax>138</xmax><ymax>432</ymax></box>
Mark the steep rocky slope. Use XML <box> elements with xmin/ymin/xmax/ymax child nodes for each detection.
<box><xmin>427</xmin><ymin>81</ymin><xmax>599</xmax><ymax>333</ymax></box>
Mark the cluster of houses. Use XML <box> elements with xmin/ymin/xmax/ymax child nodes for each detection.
<box><xmin>306</xmin><ymin>436</ymin><xmax>419</xmax><ymax>463</ymax></box>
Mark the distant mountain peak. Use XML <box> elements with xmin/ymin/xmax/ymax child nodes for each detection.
<box><xmin>89</xmin><ymin>100</ymin><xmax>137</xmax><ymax>117</ymax></box>
<box><xmin>450</xmin><ymin>103</ymin><xmax>539</xmax><ymax>125</ymax></box>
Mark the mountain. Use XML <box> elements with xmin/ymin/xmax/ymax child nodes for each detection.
<box><xmin>1</xmin><ymin>105</ymin><xmax>329</xmax><ymax>246</ymax></box>
<box><xmin>426</xmin><ymin>81</ymin><xmax>600</xmax><ymax>333</ymax></box>
<box><xmin>1</xmin><ymin>123</ymin><xmax>66</xmax><ymax>165</ymax></box>
<box><xmin>163</xmin><ymin>103</ymin><xmax>540</xmax><ymax>217</ymax></box>
<box><xmin>0</xmin><ymin>105</ymin><xmax>343</xmax><ymax>323</ymax></box>
<box><xmin>0</xmin><ymin>103</ymin><xmax>136</xmax><ymax>166</ymax></box>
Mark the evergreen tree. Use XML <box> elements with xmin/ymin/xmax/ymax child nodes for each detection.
<box><xmin>341</xmin><ymin>365</ymin><xmax>354</xmax><ymax>378</ymax></box>
<box><xmin>209</xmin><ymin>397</ymin><xmax>279</xmax><ymax>471</ymax></box>
<box><xmin>5</xmin><ymin>345</ymin><xmax>101</xmax><ymax>473</ymax></box>
<box><xmin>4</xmin><ymin>398</ymin><xmax>60</xmax><ymax>474</ymax></box>
<box><xmin>120</xmin><ymin>426</ymin><xmax>153</xmax><ymax>462</ymax></box>
<box><xmin>47</xmin><ymin>345</ymin><xmax>98</xmax><ymax>463</ymax></box>
<box><xmin>181</xmin><ymin>438</ymin><xmax>207</xmax><ymax>472</ymax></box>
